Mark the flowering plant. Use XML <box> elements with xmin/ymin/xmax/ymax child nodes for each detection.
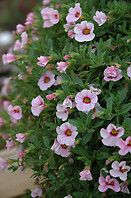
<box><xmin>0</xmin><ymin>0</ymin><xmax>131</xmax><ymax>197</ymax></box>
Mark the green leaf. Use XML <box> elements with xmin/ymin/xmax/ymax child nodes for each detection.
<box><xmin>68</xmin><ymin>119</ymin><xmax>78</xmax><ymax>127</ymax></box>
<box><xmin>118</xmin><ymin>87</ymin><xmax>127</xmax><ymax>104</ymax></box>
<box><xmin>32</xmin><ymin>137</ymin><xmax>41</xmax><ymax>148</ymax></box>
<box><xmin>72</xmin><ymin>146</ymin><xmax>87</xmax><ymax>156</ymax></box>
<box><xmin>119</xmin><ymin>103</ymin><xmax>131</xmax><ymax>114</ymax></box>
<box><xmin>81</xmin><ymin>132</ymin><xmax>93</xmax><ymax>145</ymax></box>
<box><xmin>96</xmin><ymin>152</ymin><xmax>110</xmax><ymax>160</ymax></box>
<box><xmin>43</xmin><ymin>136</ymin><xmax>50</xmax><ymax>148</ymax></box>
<box><xmin>74</xmin><ymin>75</ymin><xmax>84</xmax><ymax>87</ymax></box>
<box><xmin>85</xmin><ymin>109</ymin><xmax>93</xmax><ymax>127</ymax></box>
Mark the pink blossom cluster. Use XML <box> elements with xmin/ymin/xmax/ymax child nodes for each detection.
<box><xmin>14</xmin><ymin>31</ymin><xmax>28</xmax><ymax>51</ymax></box>
<box><xmin>31</xmin><ymin>187</ymin><xmax>42</xmax><ymax>198</ymax></box>
<box><xmin>51</xmin><ymin>122</ymin><xmax>78</xmax><ymax>157</ymax></box>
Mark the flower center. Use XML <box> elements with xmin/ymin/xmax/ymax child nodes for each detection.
<box><xmin>14</xmin><ymin>109</ymin><xmax>19</xmax><ymax>113</ymax></box>
<box><xmin>44</xmin><ymin>77</ymin><xmax>50</xmax><ymax>83</ymax></box>
<box><xmin>107</xmin><ymin>181</ymin><xmax>114</xmax><ymax>185</ymax></box>
<box><xmin>120</xmin><ymin>166</ymin><xmax>128</xmax><ymax>173</ymax></box>
<box><xmin>65</xmin><ymin>129</ymin><xmax>72</xmax><ymax>136</ymax></box>
<box><xmin>110</xmin><ymin>129</ymin><xmax>118</xmax><ymax>136</ymax></box>
<box><xmin>83</xmin><ymin>28</ymin><xmax>90</xmax><ymax>35</ymax></box>
<box><xmin>54</xmin><ymin>14</ymin><xmax>58</xmax><ymax>19</ymax></box>
<box><xmin>127</xmin><ymin>140</ymin><xmax>131</xmax><ymax>146</ymax></box>
<box><xmin>61</xmin><ymin>144</ymin><xmax>68</xmax><ymax>149</ymax></box>
<box><xmin>75</xmin><ymin>12</ymin><xmax>80</xmax><ymax>18</ymax></box>
<box><xmin>83</xmin><ymin>97</ymin><xmax>90</xmax><ymax>104</ymax></box>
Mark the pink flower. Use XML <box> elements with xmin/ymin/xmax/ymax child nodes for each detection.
<box><xmin>63</xmin><ymin>22</ymin><xmax>75</xmax><ymax>31</ymax></box>
<box><xmin>63</xmin><ymin>54</ymin><xmax>71</xmax><ymax>60</ymax></box>
<box><xmin>16</xmin><ymin>24</ymin><xmax>25</xmax><ymax>34</ymax></box>
<box><xmin>0</xmin><ymin>157</ymin><xmax>8</xmax><ymax>170</ymax></box>
<box><xmin>56</xmin><ymin>122</ymin><xmax>78</xmax><ymax>146</ymax></box>
<box><xmin>91</xmin><ymin>102</ymin><xmax>100</xmax><ymax>119</ymax></box>
<box><xmin>98</xmin><ymin>175</ymin><xmax>120</xmax><ymax>192</ymax></box>
<box><xmin>2</xmin><ymin>53</ymin><xmax>17</xmax><ymax>65</ymax></box>
<box><xmin>21</xmin><ymin>31</ymin><xmax>28</xmax><ymax>49</ymax></box>
<box><xmin>38</xmin><ymin>70</ymin><xmax>55</xmax><ymax>91</ymax></box>
<box><xmin>0</xmin><ymin>117</ymin><xmax>4</xmax><ymax>127</ymax></box>
<box><xmin>16</xmin><ymin>133</ymin><xmax>26</xmax><ymax>143</ymax></box>
<box><xmin>2</xmin><ymin>133</ymin><xmax>8</xmax><ymax>139</ymax></box>
<box><xmin>8</xmin><ymin>105</ymin><xmax>22</xmax><ymax>120</ymax></box>
<box><xmin>127</xmin><ymin>66</ymin><xmax>131</xmax><ymax>79</ymax></box>
<box><xmin>18</xmin><ymin>151</ymin><xmax>26</xmax><ymax>158</ymax></box>
<box><xmin>110</xmin><ymin>161</ymin><xmax>130</xmax><ymax>181</ymax></box>
<box><xmin>46</xmin><ymin>93</ymin><xmax>55</xmax><ymax>100</ymax></box>
<box><xmin>3</xmin><ymin>100</ymin><xmax>11</xmax><ymax>111</ymax></box>
<box><xmin>100</xmin><ymin>124</ymin><xmax>124</xmax><ymax>146</ymax></box>
<box><xmin>53</xmin><ymin>75</ymin><xmax>62</xmax><ymax>86</ymax></box>
<box><xmin>64</xmin><ymin>195</ymin><xmax>72</xmax><ymax>198</ymax></box>
<box><xmin>120</xmin><ymin>182</ymin><xmax>130</xmax><ymax>194</ymax></box>
<box><xmin>68</xmin><ymin>29</ymin><xmax>75</xmax><ymax>39</ymax></box>
<box><xmin>93</xmin><ymin>11</ymin><xmax>108</xmax><ymax>26</ymax></box>
<box><xmin>43</xmin><ymin>0</ymin><xmax>51</xmax><ymax>5</ymax></box>
<box><xmin>31</xmin><ymin>187</ymin><xmax>42</xmax><ymax>198</ymax></box>
<box><xmin>25</xmin><ymin>12</ymin><xmax>35</xmax><ymax>26</ymax></box>
<box><xmin>56</xmin><ymin>104</ymin><xmax>69</xmax><ymax>121</ymax></box>
<box><xmin>14</xmin><ymin>39</ymin><xmax>21</xmax><ymax>51</ymax></box>
<box><xmin>51</xmin><ymin>139</ymin><xmax>71</xmax><ymax>157</ymax></box>
<box><xmin>56</xmin><ymin>61</ymin><xmax>69</xmax><ymax>73</ymax></box>
<box><xmin>31</xmin><ymin>95</ymin><xmax>45</xmax><ymax>116</ymax></box>
<box><xmin>118</xmin><ymin>136</ymin><xmax>131</xmax><ymax>155</ymax></box>
<box><xmin>37</xmin><ymin>56</ymin><xmax>50</xmax><ymax>67</ymax></box>
<box><xmin>88</xmin><ymin>84</ymin><xmax>101</xmax><ymax>95</ymax></box>
<box><xmin>66</xmin><ymin>3</ymin><xmax>82</xmax><ymax>23</ymax></box>
<box><xmin>75</xmin><ymin>89</ymin><xmax>98</xmax><ymax>112</ymax></box>
<box><xmin>63</xmin><ymin>95</ymin><xmax>74</xmax><ymax>108</ymax></box>
<box><xmin>41</xmin><ymin>7</ymin><xmax>59</xmax><ymax>28</ymax></box>
<box><xmin>79</xmin><ymin>168</ymin><xmax>93</xmax><ymax>181</ymax></box>
<box><xmin>74</xmin><ymin>21</ymin><xmax>95</xmax><ymax>42</ymax></box>
<box><xmin>104</xmin><ymin>66</ymin><xmax>123</xmax><ymax>81</ymax></box>
<box><xmin>6</xmin><ymin>139</ymin><xmax>15</xmax><ymax>151</ymax></box>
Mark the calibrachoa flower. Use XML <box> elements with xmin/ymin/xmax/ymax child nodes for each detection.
<box><xmin>37</xmin><ymin>56</ymin><xmax>50</xmax><ymax>67</ymax></box>
<box><xmin>56</xmin><ymin>61</ymin><xmax>69</xmax><ymax>73</ymax></box>
<box><xmin>46</xmin><ymin>93</ymin><xmax>55</xmax><ymax>100</ymax></box>
<box><xmin>51</xmin><ymin>139</ymin><xmax>71</xmax><ymax>157</ymax></box>
<box><xmin>98</xmin><ymin>175</ymin><xmax>120</xmax><ymax>192</ymax></box>
<box><xmin>68</xmin><ymin>29</ymin><xmax>75</xmax><ymax>39</ymax></box>
<box><xmin>41</xmin><ymin>7</ymin><xmax>59</xmax><ymax>28</ymax></box>
<box><xmin>127</xmin><ymin>65</ymin><xmax>131</xmax><ymax>79</ymax></box>
<box><xmin>31</xmin><ymin>95</ymin><xmax>45</xmax><ymax>116</ymax></box>
<box><xmin>79</xmin><ymin>168</ymin><xmax>93</xmax><ymax>181</ymax></box>
<box><xmin>56</xmin><ymin>122</ymin><xmax>78</xmax><ymax>146</ymax></box>
<box><xmin>18</xmin><ymin>151</ymin><xmax>26</xmax><ymax>158</ymax></box>
<box><xmin>88</xmin><ymin>84</ymin><xmax>101</xmax><ymax>95</ymax></box>
<box><xmin>25</xmin><ymin>12</ymin><xmax>35</xmax><ymax>26</ymax></box>
<box><xmin>38</xmin><ymin>70</ymin><xmax>55</xmax><ymax>91</ymax></box>
<box><xmin>2</xmin><ymin>53</ymin><xmax>17</xmax><ymax>65</ymax></box>
<box><xmin>54</xmin><ymin>75</ymin><xmax>62</xmax><ymax>86</ymax></box>
<box><xmin>93</xmin><ymin>11</ymin><xmax>108</xmax><ymax>26</ymax></box>
<box><xmin>91</xmin><ymin>102</ymin><xmax>100</xmax><ymax>119</ymax></box>
<box><xmin>16</xmin><ymin>133</ymin><xmax>26</xmax><ymax>143</ymax></box>
<box><xmin>21</xmin><ymin>31</ymin><xmax>28</xmax><ymax>49</ymax></box>
<box><xmin>0</xmin><ymin>157</ymin><xmax>8</xmax><ymax>170</ymax></box>
<box><xmin>31</xmin><ymin>187</ymin><xmax>42</xmax><ymax>198</ymax></box>
<box><xmin>6</xmin><ymin>139</ymin><xmax>15</xmax><ymax>151</ymax></box>
<box><xmin>100</xmin><ymin>124</ymin><xmax>124</xmax><ymax>146</ymax></box>
<box><xmin>74</xmin><ymin>21</ymin><xmax>95</xmax><ymax>42</ymax></box>
<box><xmin>16</xmin><ymin>24</ymin><xmax>25</xmax><ymax>34</ymax></box>
<box><xmin>64</xmin><ymin>195</ymin><xmax>72</xmax><ymax>198</ymax></box>
<box><xmin>63</xmin><ymin>54</ymin><xmax>71</xmax><ymax>60</ymax></box>
<box><xmin>110</xmin><ymin>161</ymin><xmax>130</xmax><ymax>181</ymax></box>
<box><xmin>104</xmin><ymin>66</ymin><xmax>123</xmax><ymax>81</ymax></box>
<box><xmin>120</xmin><ymin>182</ymin><xmax>130</xmax><ymax>194</ymax></box>
<box><xmin>66</xmin><ymin>3</ymin><xmax>82</xmax><ymax>23</ymax></box>
<box><xmin>8</xmin><ymin>105</ymin><xmax>22</xmax><ymax>120</ymax></box>
<box><xmin>118</xmin><ymin>136</ymin><xmax>131</xmax><ymax>155</ymax></box>
<box><xmin>56</xmin><ymin>104</ymin><xmax>69</xmax><ymax>121</ymax></box>
<box><xmin>14</xmin><ymin>39</ymin><xmax>21</xmax><ymax>51</ymax></box>
<box><xmin>43</xmin><ymin>0</ymin><xmax>51</xmax><ymax>5</ymax></box>
<box><xmin>75</xmin><ymin>89</ymin><xmax>98</xmax><ymax>112</ymax></box>
<box><xmin>63</xmin><ymin>95</ymin><xmax>74</xmax><ymax>108</ymax></box>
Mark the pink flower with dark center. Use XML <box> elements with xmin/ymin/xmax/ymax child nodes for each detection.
<box><xmin>120</xmin><ymin>182</ymin><xmax>130</xmax><ymax>194</ymax></box>
<box><xmin>14</xmin><ymin>40</ymin><xmax>21</xmax><ymax>51</ymax></box>
<box><xmin>41</xmin><ymin>7</ymin><xmax>59</xmax><ymax>28</ymax></box>
<box><xmin>6</xmin><ymin>139</ymin><xmax>15</xmax><ymax>151</ymax></box>
<box><xmin>21</xmin><ymin>31</ymin><xmax>28</xmax><ymax>49</ymax></box>
<box><xmin>104</xmin><ymin>66</ymin><xmax>123</xmax><ymax>81</ymax></box>
<box><xmin>46</xmin><ymin>93</ymin><xmax>55</xmax><ymax>100</ymax></box>
<box><xmin>63</xmin><ymin>54</ymin><xmax>71</xmax><ymax>60</ymax></box>
<box><xmin>64</xmin><ymin>195</ymin><xmax>72</xmax><ymax>198</ymax></box>
<box><xmin>16</xmin><ymin>24</ymin><xmax>25</xmax><ymax>34</ymax></box>
<box><xmin>98</xmin><ymin>175</ymin><xmax>120</xmax><ymax>192</ymax></box>
<box><xmin>37</xmin><ymin>56</ymin><xmax>50</xmax><ymax>67</ymax></box>
<box><xmin>74</xmin><ymin>21</ymin><xmax>95</xmax><ymax>42</ymax></box>
<box><xmin>0</xmin><ymin>117</ymin><xmax>4</xmax><ymax>127</ymax></box>
<box><xmin>79</xmin><ymin>168</ymin><xmax>93</xmax><ymax>181</ymax></box>
<box><xmin>25</xmin><ymin>12</ymin><xmax>35</xmax><ymax>26</ymax></box>
<box><xmin>66</xmin><ymin>3</ymin><xmax>82</xmax><ymax>23</ymax></box>
<box><xmin>16</xmin><ymin>133</ymin><xmax>26</xmax><ymax>143</ymax></box>
<box><xmin>2</xmin><ymin>53</ymin><xmax>17</xmax><ymax>65</ymax></box>
<box><xmin>38</xmin><ymin>70</ymin><xmax>55</xmax><ymax>91</ymax></box>
<box><xmin>51</xmin><ymin>139</ymin><xmax>71</xmax><ymax>157</ymax></box>
<box><xmin>0</xmin><ymin>157</ymin><xmax>8</xmax><ymax>170</ymax></box>
<box><xmin>100</xmin><ymin>124</ymin><xmax>124</xmax><ymax>146</ymax></box>
<box><xmin>31</xmin><ymin>95</ymin><xmax>45</xmax><ymax>116</ymax></box>
<box><xmin>75</xmin><ymin>89</ymin><xmax>98</xmax><ymax>112</ymax></box>
<box><xmin>110</xmin><ymin>161</ymin><xmax>130</xmax><ymax>181</ymax></box>
<box><xmin>56</xmin><ymin>122</ymin><xmax>78</xmax><ymax>146</ymax></box>
<box><xmin>56</xmin><ymin>61</ymin><xmax>69</xmax><ymax>73</ymax></box>
<box><xmin>8</xmin><ymin>105</ymin><xmax>22</xmax><ymax>120</ymax></box>
<box><xmin>31</xmin><ymin>187</ymin><xmax>42</xmax><ymax>198</ymax></box>
<box><xmin>118</xmin><ymin>136</ymin><xmax>131</xmax><ymax>156</ymax></box>
<box><xmin>93</xmin><ymin>11</ymin><xmax>108</xmax><ymax>26</ymax></box>
<box><xmin>127</xmin><ymin>66</ymin><xmax>131</xmax><ymax>79</ymax></box>
<box><xmin>56</xmin><ymin>104</ymin><xmax>69</xmax><ymax>121</ymax></box>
